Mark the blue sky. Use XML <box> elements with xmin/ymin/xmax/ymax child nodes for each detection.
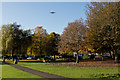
<box><xmin>2</xmin><ymin>2</ymin><xmax>89</xmax><ymax>34</ymax></box>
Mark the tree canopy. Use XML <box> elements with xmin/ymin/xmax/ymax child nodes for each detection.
<box><xmin>1</xmin><ymin>22</ymin><xmax>32</xmax><ymax>62</ymax></box>
<box><xmin>85</xmin><ymin>2</ymin><xmax>120</xmax><ymax>61</ymax></box>
<box><xmin>58</xmin><ymin>19</ymin><xmax>87</xmax><ymax>63</ymax></box>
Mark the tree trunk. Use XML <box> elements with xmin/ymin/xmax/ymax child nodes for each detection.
<box><xmin>12</xmin><ymin>53</ymin><xmax>14</xmax><ymax>62</ymax></box>
<box><xmin>110</xmin><ymin>51</ymin><xmax>114</xmax><ymax>59</ymax></box>
<box><xmin>76</xmin><ymin>52</ymin><xmax>79</xmax><ymax>63</ymax></box>
<box><xmin>109</xmin><ymin>51</ymin><xmax>112</xmax><ymax>58</ymax></box>
<box><xmin>115</xmin><ymin>48</ymin><xmax>119</xmax><ymax>63</ymax></box>
<box><xmin>102</xmin><ymin>53</ymin><xmax>104</xmax><ymax>61</ymax></box>
<box><xmin>12</xmin><ymin>49</ymin><xmax>14</xmax><ymax>62</ymax></box>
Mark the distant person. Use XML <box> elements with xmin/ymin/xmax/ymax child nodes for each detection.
<box><xmin>3</xmin><ymin>56</ymin><xmax>5</xmax><ymax>62</ymax></box>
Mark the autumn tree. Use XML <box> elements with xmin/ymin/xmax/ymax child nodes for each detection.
<box><xmin>30</xmin><ymin>26</ymin><xmax>48</xmax><ymax>57</ymax></box>
<box><xmin>86</xmin><ymin>2</ymin><xmax>120</xmax><ymax>62</ymax></box>
<box><xmin>58</xmin><ymin>19</ymin><xmax>86</xmax><ymax>63</ymax></box>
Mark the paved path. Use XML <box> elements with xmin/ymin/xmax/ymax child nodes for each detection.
<box><xmin>4</xmin><ymin>62</ymin><xmax>76</xmax><ymax>80</ymax></box>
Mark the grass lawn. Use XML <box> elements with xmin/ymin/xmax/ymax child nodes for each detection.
<box><xmin>2</xmin><ymin>63</ymin><xmax>41</xmax><ymax>78</ymax></box>
<box><xmin>18</xmin><ymin>62</ymin><xmax>120</xmax><ymax>78</ymax></box>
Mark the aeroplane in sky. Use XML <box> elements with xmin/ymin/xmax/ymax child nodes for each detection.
<box><xmin>50</xmin><ymin>11</ymin><xmax>56</xmax><ymax>14</ymax></box>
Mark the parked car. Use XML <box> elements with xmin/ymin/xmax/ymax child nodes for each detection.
<box><xmin>58</xmin><ymin>56</ymin><xmax>62</xmax><ymax>58</ymax></box>
<box><xmin>27</xmin><ymin>57</ymin><xmax>32</xmax><ymax>60</ymax></box>
<box><xmin>44</xmin><ymin>56</ymin><xmax>53</xmax><ymax>60</ymax></box>
<box><xmin>18</xmin><ymin>56</ymin><xmax>23</xmax><ymax>60</ymax></box>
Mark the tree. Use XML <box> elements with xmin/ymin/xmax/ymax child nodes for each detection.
<box><xmin>1</xmin><ymin>23</ymin><xmax>21</xmax><ymax>61</ymax></box>
<box><xmin>31</xmin><ymin>26</ymin><xmax>48</xmax><ymax>57</ymax></box>
<box><xmin>20</xmin><ymin>29</ymin><xmax>32</xmax><ymax>55</ymax></box>
<box><xmin>58</xmin><ymin>19</ymin><xmax>86</xmax><ymax>63</ymax></box>
<box><xmin>0</xmin><ymin>29</ymin><xmax>2</xmax><ymax>57</ymax></box>
<box><xmin>86</xmin><ymin>2</ymin><xmax>120</xmax><ymax>62</ymax></box>
<box><xmin>1</xmin><ymin>22</ymin><xmax>32</xmax><ymax>63</ymax></box>
<box><xmin>47</xmin><ymin>32</ymin><xmax>60</xmax><ymax>61</ymax></box>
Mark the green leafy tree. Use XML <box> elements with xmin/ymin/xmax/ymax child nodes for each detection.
<box><xmin>1</xmin><ymin>22</ymin><xmax>32</xmax><ymax>63</ymax></box>
<box><xmin>47</xmin><ymin>32</ymin><xmax>60</xmax><ymax>61</ymax></box>
<box><xmin>1</xmin><ymin>22</ymin><xmax>22</xmax><ymax>62</ymax></box>
<box><xmin>20</xmin><ymin>29</ymin><xmax>32</xmax><ymax>55</ymax></box>
<box><xmin>0</xmin><ymin>29</ymin><xmax>2</xmax><ymax>56</ymax></box>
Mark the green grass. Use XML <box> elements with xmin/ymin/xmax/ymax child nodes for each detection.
<box><xmin>18</xmin><ymin>62</ymin><xmax>120</xmax><ymax>78</ymax></box>
<box><xmin>2</xmin><ymin>63</ymin><xmax>41</xmax><ymax>78</ymax></box>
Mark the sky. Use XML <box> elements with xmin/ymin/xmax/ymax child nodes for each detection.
<box><xmin>2</xmin><ymin>2</ymin><xmax>89</xmax><ymax>34</ymax></box>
